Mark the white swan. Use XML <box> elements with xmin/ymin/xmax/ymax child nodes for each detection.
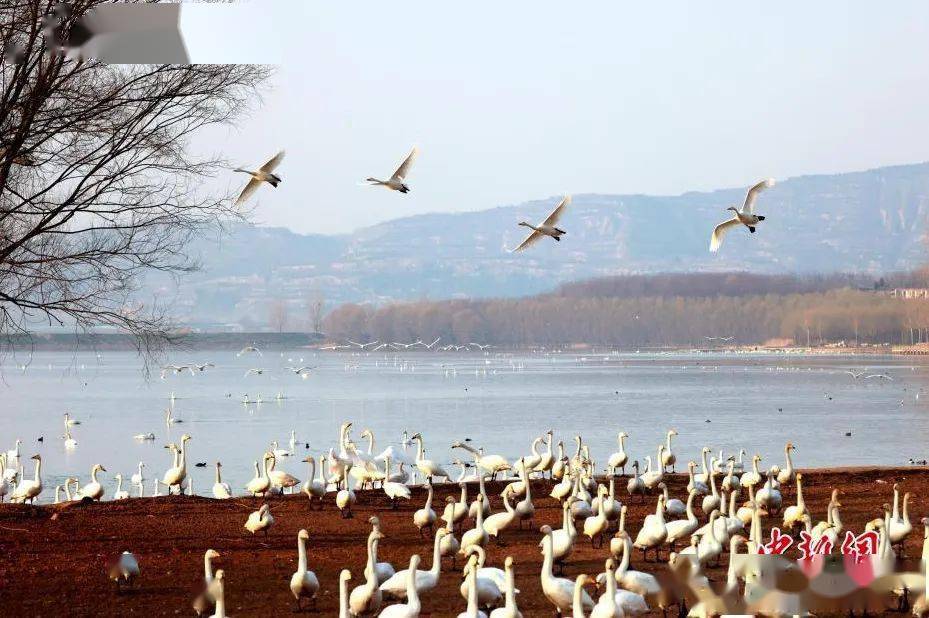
<box><xmin>454</xmin><ymin>440</ymin><xmax>511</xmax><ymax>479</ymax></box>
<box><xmin>633</xmin><ymin>495</ymin><xmax>667</xmax><ymax>562</ymax></box>
<box><xmin>301</xmin><ymin>456</ymin><xmax>327</xmax><ymax>507</ymax></box>
<box><xmin>208</xmin><ymin>569</ymin><xmax>228</xmax><ymax>618</ymax></box>
<box><xmin>246</xmin><ymin>454</ymin><xmax>272</xmax><ymax>496</ymax></box>
<box><xmin>514</xmin><ymin>459</ymin><xmax>535</xmax><ymax>528</ymax></box>
<box><xmin>686</xmin><ymin>461</ymin><xmax>708</xmax><ymax>496</ymax></box>
<box><xmin>9</xmin><ymin>454</ymin><xmax>42</xmax><ymax>503</ymax></box>
<box><xmin>739</xmin><ymin>454</ymin><xmax>762</xmax><ymax>489</ymax></box>
<box><xmin>289</xmin><ymin>529</ymin><xmax>320</xmax><ymax>611</ymax></box>
<box><xmin>234</xmin><ymin>150</ymin><xmax>284</xmax><ymax>206</ymax></box>
<box><xmin>512</xmin><ymin>196</ymin><xmax>570</xmax><ymax>252</ymax></box>
<box><xmin>267</xmin><ymin>453</ymin><xmax>301</xmax><ymax>494</ymax></box>
<box><xmin>661</xmin><ymin>483</ymin><xmax>685</xmax><ymax>517</ymax></box>
<box><xmin>665</xmin><ymin>490</ymin><xmax>699</xmax><ymax>551</ymax></box>
<box><xmin>79</xmin><ymin>463</ymin><xmax>106</xmax><ymax>501</ymax></box>
<box><xmin>605</xmin><ymin>532</ymin><xmax>660</xmax><ymax>603</ymax></box>
<box><xmin>339</xmin><ymin>569</ymin><xmax>353</xmax><ymax>618</ymax></box>
<box><xmin>460</xmin><ymin>498</ymin><xmax>488</xmax><ymax>555</ymax></box>
<box><xmin>382</xmin><ymin>456</ymin><xmax>411</xmax><ymax>507</ymax></box>
<box><xmin>539</xmin><ymin>525</ymin><xmax>594</xmax><ymax>614</ymax></box>
<box><xmin>192</xmin><ymin>549</ymin><xmax>220</xmax><ymax>616</ymax></box>
<box><xmin>458</xmin><ymin>552</ymin><xmax>489</xmax><ymax>618</ymax></box>
<box><xmin>244</xmin><ymin>503</ymin><xmax>275</xmax><ymax>536</ymax></box>
<box><xmin>162</xmin><ymin>433</ymin><xmax>191</xmax><ymax>495</ymax></box>
<box><xmin>439</xmin><ymin>513</ymin><xmax>461</xmax><ymax>568</ymax></box>
<box><xmin>584</xmin><ymin>485</ymin><xmax>610</xmax><ymax>547</ymax></box>
<box><xmin>443</xmin><ymin>483</ymin><xmax>469</xmax><ymax>529</ymax></box>
<box><xmin>489</xmin><ymin>556</ymin><xmax>522</xmax><ymax>618</ymax></box>
<box><xmin>661</xmin><ymin>429</ymin><xmax>678</xmax><ymax>473</ymax></box>
<box><xmin>411</xmin><ymin>432</ymin><xmax>450</xmax><ymax>482</ymax></box>
<box><xmin>639</xmin><ymin>450</ymin><xmax>664</xmax><ymax>491</ymax></box>
<box><xmin>755</xmin><ymin>469</ymin><xmax>782</xmax><ymax>513</ymax></box>
<box><xmin>350</xmin><ymin>526</ymin><xmax>384</xmax><ymax>616</ymax></box>
<box><xmin>131</xmin><ymin>461</ymin><xmax>145</xmax><ymax>497</ymax></box>
<box><xmin>483</xmin><ymin>491</ymin><xmax>518</xmax><ymax>542</ymax></box>
<box><xmin>626</xmin><ymin>462</ymin><xmax>645</xmax><ymax>500</ymax></box>
<box><xmin>378</xmin><ymin>555</ymin><xmax>422</xmax><ymax>617</ymax></box>
<box><xmin>212</xmin><ymin>462</ymin><xmax>232</xmax><ymax>499</ymax></box>
<box><xmin>709</xmin><ymin>178</ymin><xmax>775</xmax><ymax>252</ymax></box>
<box><xmin>607</xmin><ymin>433</ymin><xmax>629</xmax><ymax>476</ymax></box>
<box><xmin>459</xmin><ymin>546</ymin><xmax>504</xmax><ymax>609</ymax></box>
<box><xmin>368</xmin><ymin>517</ymin><xmax>396</xmax><ymax>585</ymax></box>
<box><xmin>336</xmin><ymin>483</ymin><xmax>357</xmax><ymax>518</ymax></box>
<box><xmin>781</xmin><ymin>472</ymin><xmax>808</xmax><ymax>529</ymax></box>
<box><xmin>413</xmin><ymin>481</ymin><xmax>437</xmax><ymax>536</ymax></box>
<box><xmin>380</xmin><ymin>529</ymin><xmax>447</xmax><ymax>599</ymax></box>
<box><xmin>365</xmin><ymin>147</ymin><xmax>417</xmax><ymax>194</ymax></box>
<box><xmin>889</xmin><ymin>484</ymin><xmax>913</xmax><ymax>551</ymax></box>
<box><xmin>112</xmin><ymin>473</ymin><xmax>130</xmax><ymax>500</ymax></box>
<box><xmin>776</xmin><ymin>442</ymin><xmax>796</xmax><ymax>485</ymax></box>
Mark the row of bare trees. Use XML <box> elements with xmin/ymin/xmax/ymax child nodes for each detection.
<box><xmin>1</xmin><ymin>0</ymin><xmax>270</xmax><ymax>361</ymax></box>
<box><xmin>323</xmin><ymin>287</ymin><xmax>929</xmax><ymax>347</ymax></box>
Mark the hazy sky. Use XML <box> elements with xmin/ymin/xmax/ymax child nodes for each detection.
<box><xmin>181</xmin><ymin>1</ymin><xmax>929</xmax><ymax>235</ymax></box>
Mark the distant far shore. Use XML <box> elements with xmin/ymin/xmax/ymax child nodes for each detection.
<box><xmin>1</xmin><ymin>332</ymin><xmax>922</xmax><ymax>355</ymax></box>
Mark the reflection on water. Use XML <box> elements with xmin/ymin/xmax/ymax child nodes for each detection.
<box><xmin>1</xmin><ymin>350</ymin><xmax>927</xmax><ymax>503</ymax></box>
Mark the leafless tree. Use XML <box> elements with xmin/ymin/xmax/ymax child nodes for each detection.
<box><xmin>0</xmin><ymin>0</ymin><xmax>271</xmax><ymax>361</ymax></box>
<box><xmin>268</xmin><ymin>299</ymin><xmax>288</xmax><ymax>334</ymax></box>
<box><xmin>306</xmin><ymin>289</ymin><xmax>325</xmax><ymax>334</ymax></box>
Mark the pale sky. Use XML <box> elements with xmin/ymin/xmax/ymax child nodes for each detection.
<box><xmin>181</xmin><ymin>1</ymin><xmax>929</xmax><ymax>235</ymax></box>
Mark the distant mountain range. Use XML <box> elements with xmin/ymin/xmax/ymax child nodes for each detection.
<box><xmin>147</xmin><ymin>162</ymin><xmax>929</xmax><ymax>330</ymax></box>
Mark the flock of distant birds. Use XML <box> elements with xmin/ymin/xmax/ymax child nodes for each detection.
<box><xmin>5</xmin><ymin>419</ymin><xmax>929</xmax><ymax>617</ymax></box>
<box><xmin>232</xmin><ymin>147</ymin><xmax>776</xmax><ymax>254</ymax></box>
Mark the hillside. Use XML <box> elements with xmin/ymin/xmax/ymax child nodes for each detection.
<box><xmin>147</xmin><ymin>162</ymin><xmax>929</xmax><ymax>330</ymax></box>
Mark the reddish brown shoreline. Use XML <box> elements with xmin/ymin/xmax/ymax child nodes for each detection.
<box><xmin>1</xmin><ymin>467</ymin><xmax>927</xmax><ymax>616</ymax></box>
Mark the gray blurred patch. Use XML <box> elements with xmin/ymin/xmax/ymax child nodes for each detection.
<box><xmin>47</xmin><ymin>3</ymin><xmax>190</xmax><ymax>64</ymax></box>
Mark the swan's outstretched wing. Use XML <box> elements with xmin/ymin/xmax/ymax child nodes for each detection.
<box><xmin>260</xmin><ymin>150</ymin><xmax>285</xmax><ymax>173</ymax></box>
<box><xmin>709</xmin><ymin>217</ymin><xmax>741</xmax><ymax>252</ymax></box>
<box><xmin>390</xmin><ymin>147</ymin><xmax>418</xmax><ymax>181</ymax></box>
<box><xmin>235</xmin><ymin>178</ymin><xmax>262</xmax><ymax>206</ymax></box>
<box><xmin>512</xmin><ymin>228</ymin><xmax>543</xmax><ymax>252</ymax></box>
<box><xmin>543</xmin><ymin>195</ymin><xmax>571</xmax><ymax>227</ymax></box>
<box><xmin>743</xmin><ymin>178</ymin><xmax>775</xmax><ymax>214</ymax></box>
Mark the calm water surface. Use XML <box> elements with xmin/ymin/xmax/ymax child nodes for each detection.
<box><xmin>2</xmin><ymin>349</ymin><xmax>927</xmax><ymax>503</ymax></box>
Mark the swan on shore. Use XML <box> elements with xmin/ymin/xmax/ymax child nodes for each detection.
<box><xmin>9</xmin><ymin>454</ymin><xmax>42</xmax><ymax>503</ymax></box>
<box><xmin>709</xmin><ymin>178</ymin><xmax>775</xmax><ymax>252</ymax></box>
<box><xmin>108</xmin><ymin>551</ymin><xmax>140</xmax><ymax>593</ymax></box>
<box><xmin>245</xmin><ymin>503</ymin><xmax>275</xmax><ymax>537</ymax></box>
<box><xmin>289</xmin><ymin>529</ymin><xmax>320</xmax><ymax>611</ymax></box>
<box><xmin>378</xmin><ymin>554</ymin><xmax>422</xmax><ymax>617</ymax></box>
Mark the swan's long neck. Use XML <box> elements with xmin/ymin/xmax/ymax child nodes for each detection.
<box><xmin>364</xmin><ymin>534</ymin><xmax>377</xmax><ymax>581</ymax></box>
<box><xmin>297</xmin><ymin>534</ymin><xmax>308</xmax><ymax>573</ymax></box>
<box><xmin>686</xmin><ymin>491</ymin><xmax>696</xmax><ymax>522</ymax></box>
<box><xmin>214</xmin><ymin>580</ymin><xmax>226</xmax><ymax>617</ymax></box>
<box><xmin>424</xmin><ymin>484</ymin><xmax>433</xmax><ymax>509</ymax></box>
<box><xmin>406</xmin><ymin>563</ymin><xmax>421</xmax><ymax>613</ymax></box>
<box><xmin>63</xmin><ymin>479</ymin><xmax>72</xmax><ymax>500</ymax></box>
<box><xmin>608</xmin><ymin>476</ymin><xmax>615</xmax><ymax>500</ymax></box>
<box><xmin>709</xmin><ymin>470</ymin><xmax>717</xmax><ymax>495</ymax></box>
<box><xmin>262</xmin><ymin>457</ymin><xmax>271</xmax><ymax>479</ymax></box>
<box><xmin>307</xmin><ymin>458</ymin><xmax>316</xmax><ymax>482</ymax></box>
<box><xmin>90</xmin><ymin>466</ymin><xmax>99</xmax><ymax>483</ymax></box>
<box><xmin>573</xmin><ymin>437</ymin><xmax>582</xmax><ymax>459</ymax></box>
<box><xmin>892</xmin><ymin>486</ymin><xmax>900</xmax><ymax>520</ymax></box>
<box><xmin>701</xmin><ymin>450</ymin><xmax>709</xmax><ymax>475</ymax></box>
<box><xmin>34</xmin><ymin>458</ymin><xmax>42</xmax><ymax>484</ymax></box>
<box><xmin>605</xmin><ymin>563</ymin><xmax>618</xmax><ymax>609</ymax></box>
<box><xmin>523</xmin><ymin>465</ymin><xmax>532</xmax><ymax>500</ymax></box>
<box><xmin>784</xmin><ymin>447</ymin><xmax>794</xmax><ymax>471</ymax></box>
<box><xmin>618</xmin><ymin>434</ymin><xmax>626</xmax><ymax>452</ymax></box>
<box><xmin>215</xmin><ymin>464</ymin><xmax>222</xmax><ymax>484</ymax></box>
<box><xmin>204</xmin><ymin>554</ymin><xmax>214</xmax><ymax>582</ymax></box>
<box><xmin>465</xmin><ymin>562</ymin><xmax>478</xmax><ymax>616</ymax></box>
<box><xmin>430</xmin><ymin>531</ymin><xmax>442</xmax><ymax>576</ymax></box>
<box><xmin>415</xmin><ymin>437</ymin><xmax>425</xmax><ymax>461</ymax></box>
<box><xmin>541</xmin><ymin>533</ymin><xmax>554</xmax><ymax>581</ymax></box>
<box><xmin>504</xmin><ymin>562</ymin><xmax>517</xmax><ymax>609</ymax></box>
<box><xmin>796</xmin><ymin>476</ymin><xmax>805</xmax><ymax>509</ymax></box>
<box><xmin>116</xmin><ymin>475</ymin><xmax>123</xmax><ymax>493</ymax></box>
<box><xmin>619</xmin><ymin>535</ymin><xmax>632</xmax><ymax>576</ymax></box>
<box><xmin>643</xmin><ymin>456</ymin><xmax>652</xmax><ymax>474</ymax></box>
<box><xmin>726</xmin><ymin>539</ymin><xmax>741</xmax><ymax>592</ymax></box>
<box><xmin>902</xmin><ymin>493</ymin><xmax>910</xmax><ymax>524</ymax></box>
<box><xmin>339</xmin><ymin>573</ymin><xmax>351</xmax><ymax>618</ymax></box>
<box><xmin>319</xmin><ymin>458</ymin><xmax>329</xmax><ymax>485</ymax></box>
<box><xmin>179</xmin><ymin>440</ymin><xmax>188</xmax><ymax>472</ymax></box>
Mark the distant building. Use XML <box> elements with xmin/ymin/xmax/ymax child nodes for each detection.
<box><xmin>888</xmin><ymin>288</ymin><xmax>929</xmax><ymax>299</ymax></box>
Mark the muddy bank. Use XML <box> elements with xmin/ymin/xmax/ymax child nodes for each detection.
<box><xmin>1</xmin><ymin>467</ymin><xmax>927</xmax><ymax>616</ymax></box>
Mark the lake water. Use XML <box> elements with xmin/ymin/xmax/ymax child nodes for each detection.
<box><xmin>1</xmin><ymin>349</ymin><xmax>927</xmax><ymax>503</ymax></box>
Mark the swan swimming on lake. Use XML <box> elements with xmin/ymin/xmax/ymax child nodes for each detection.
<box><xmin>709</xmin><ymin>178</ymin><xmax>775</xmax><ymax>252</ymax></box>
<box><xmin>234</xmin><ymin>151</ymin><xmax>284</xmax><ymax>206</ymax></box>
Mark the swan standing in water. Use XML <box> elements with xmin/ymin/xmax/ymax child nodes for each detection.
<box><xmin>233</xmin><ymin>150</ymin><xmax>284</xmax><ymax>206</ymax></box>
<box><xmin>512</xmin><ymin>195</ymin><xmax>570</xmax><ymax>252</ymax></box>
<box><xmin>131</xmin><ymin>462</ymin><xmax>145</xmax><ymax>497</ymax></box>
<box><xmin>378</xmin><ymin>555</ymin><xmax>422</xmax><ymax>618</ymax></box>
<box><xmin>709</xmin><ymin>178</ymin><xmax>776</xmax><ymax>252</ymax></box>
<box><xmin>244</xmin><ymin>503</ymin><xmax>275</xmax><ymax>537</ymax></box>
<box><xmin>212</xmin><ymin>462</ymin><xmax>232</xmax><ymax>499</ymax></box>
<box><xmin>289</xmin><ymin>529</ymin><xmax>320</xmax><ymax>611</ymax></box>
<box><xmin>79</xmin><ymin>463</ymin><xmax>106</xmax><ymax>501</ymax></box>
<box><xmin>112</xmin><ymin>474</ymin><xmax>130</xmax><ymax>500</ymax></box>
